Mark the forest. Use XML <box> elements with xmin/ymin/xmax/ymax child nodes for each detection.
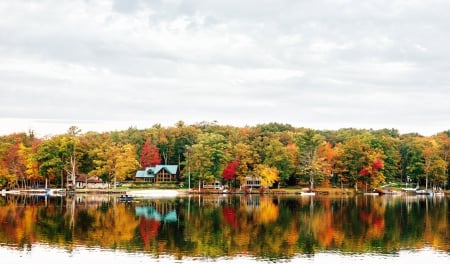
<box><xmin>0</xmin><ymin>121</ymin><xmax>449</xmax><ymax>191</ymax></box>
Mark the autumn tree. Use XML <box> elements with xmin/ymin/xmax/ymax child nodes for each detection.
<box><xmin>139</xmin><ymin>138</ymin><xmax>162</xmax><ymax>169</ymax></box>
<box><xmin>0</xmin><ymin>134</ymin><xmax>35</xmax><ymax>188</ymax></box>
<box><xmin>222</xmin><ymin>160</ymin><xmax>238</xmax><ymax>186</ymax></box>
<box><xmin>435</xmin><ymin>132</ymin><xmax>450</xmax><ymax>188</ymax></box>
<box><xmin>90</xmin><ymin>142</ymin><xmax>140</xmax><ymax>186</ymax></box>
<box><xmin>335</xmin><ymin>136</ymin><xmax>372</xmax><ymax>191</ymax></box>
<box><xmin>254</xmin><ymin>164</ymin><xmax>279</xmax><ymax>188</ymax></box>
<box><xmin>316</xmin><ymin>142</ymin><xmax>335</xmax><ymax>186</ymax></box>
<box><xmin>359</xmin><ymin>154</ymin><xmax>385</xmax><ymax>190</ymax></box>
<box><xmin>231</xmin><ymin>142</ymin><xmax>258</xmax><ymax>187</ymax></box>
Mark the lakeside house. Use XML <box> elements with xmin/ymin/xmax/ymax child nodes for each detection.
<box><xmin>244</xmin><ymin>176</ymin><xmax>261</xmax><ymax>188</ymax></box>
<box><xmin>203</xmin><ymin>180</ymin><xmax>223</xmax><ymax>189</ymax></box>
<box><xmin>135</xmin><ymin>165</ymin><xmax>179</xmax><ymax>183</ymax></box>
<box><xmin>75</xmin><ymin>174</ymin><xmax>109</xmax><ymax>189</ymax></box>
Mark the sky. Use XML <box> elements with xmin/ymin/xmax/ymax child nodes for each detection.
<box><xmin>0</xmin><ymin>0</ymin><xmax>449</xmax><ymax>137</ymax></box>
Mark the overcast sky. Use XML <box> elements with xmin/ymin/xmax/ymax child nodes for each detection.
<box><xmin>1</xmin><ymin>0</ymin><xmax>449</xmax><ymax>137</ymax></box>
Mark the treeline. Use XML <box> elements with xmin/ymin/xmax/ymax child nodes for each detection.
<box><xmin>0</xmin><ymin>121</ymin><xmax>449</xmax><ymax>190</ymax></box>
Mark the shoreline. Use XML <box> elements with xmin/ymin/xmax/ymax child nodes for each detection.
<box><xmin>2</xmin><ymin>187</ymin><xmax>449</xmax><ymax>197</ymax></box>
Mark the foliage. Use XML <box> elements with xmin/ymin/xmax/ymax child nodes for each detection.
<box><xmin>0</xmin><ymin>122</ymin><xmax>449</xmax><ymax>189</ymax></box>
<box><xmin>90</xmin><ymin>142</ymin><xmax>140</xmax><ymax>184</ymax></box>
<box><xmin>222</xmin><ymin>160</ymin><xmax>238</xmax><ymax>182</ymax></box>
<box><xmin>254</xmin><ymin>164</ymin><xmax>279</xmax><ymax>187</ymax></box>
<box><xmin>139</xmin><ymin>138</ymin><xmax>161</xmax><ymax>169</ymax></box>
<box><xmin>295</xmin><ymin>129</ymin><xmax>324</xmax><ymax>189</ymax></box>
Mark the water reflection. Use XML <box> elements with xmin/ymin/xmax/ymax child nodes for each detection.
<box><xmin>0</xmin><ymin>194</ymin><xmax>448</xmax><ymax>262</ymax></box>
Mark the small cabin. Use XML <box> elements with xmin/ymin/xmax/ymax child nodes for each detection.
<box><xmin>244</xmin><ymin>176</ymin><xmax>261</xmax><ymax>188</ymax></box>
<box><xmin>203</xmin><ymin>180</ymin><xmax>223</xmax><ymax>189</ymax></box>
<box><xmin>75</xmin><ymin>174</ymin><xmax>109</xmax><ymax>189</ymax></box>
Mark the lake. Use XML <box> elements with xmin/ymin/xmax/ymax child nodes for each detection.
<box><xmin>0</xmin><ymin>193</ymin><xmax>449</xmax><ymax>263</ymax></box>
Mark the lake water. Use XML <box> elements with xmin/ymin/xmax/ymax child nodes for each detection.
<box><xmin>0</xmin><ymin>193</ymin><xmax>449</xmax><ymax>263</ymax></box>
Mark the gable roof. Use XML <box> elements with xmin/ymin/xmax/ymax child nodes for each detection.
<box><xmin>135</xmin><ymin>165</ymin><xmax>178</xmax><ymax>178</ymax></box>
<box><xmin>75</xmin><ymin>174</ymin><xmax>104</xmax><ymax>183</ymax></box>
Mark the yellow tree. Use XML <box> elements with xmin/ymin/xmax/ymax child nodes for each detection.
<box><xmin>0</xmin><ymin>134</ymin><xmax>36</xmax><ymax>188</ymax></box>
<box><xmin>421</xmin><ymin>137</ymin><xmax>447</xmax><ymax>189</ymax></box>
<box><xmin>0</xmin><ymin>141</ymin><xmax>15</xmax><ymax>188</ymax></box>
<box><xmin>254</xmin><ymin>164</ymin><xmax>279</xmax><ymax>187</ymax></box>
<box><xmin>91</xmin><ymin>143</ymin><xmax>139</xmax><ymax>187</ymax></box>
<box><xmin>19</xmin><ymin>142</ymin><xmax>41</xmax><ymax>185</ymax></box>
<box><xmin>435</xmin><ymin>132</ymin><xmax>450</xmax><ymax>186</ymax></box>
<box><xmin>232</xmin><ymin>142</ymin><xmax>258</xmax><ymax>186</ymax></box>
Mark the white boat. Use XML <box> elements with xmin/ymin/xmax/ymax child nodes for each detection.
<box><xmin>402</xmin><ymin>187</ymin><xmax>418</xmax><ymax>193</ymax></box>
<box><xmin>415</xmin><ymin>189</ymin><xmax>433</xmax><ymax>195</ymax></box>
<box><xmin>126</xmin><ymin>189</ymin><xmax>180</xmax><ymax>198</ymax></box>
<box><xmin>300</xmin><ymin>192</ymin><xmax>316</xmax><ymax>196</ymax></box>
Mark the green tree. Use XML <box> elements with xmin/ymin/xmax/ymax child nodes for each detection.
<box><xmin>335</xmin><ymin>136</ymin><xmax>371</xmax><ymax>191</ymax></box>
<box><xmin>188</xmin><ymin>133</ymin><xmax>230</xmax><ymax>189</ymax></box>
<box><xmin>262</xmin><ymin>137</ymin><xmax>295</xmax><ymax>187</ymax></box>
<box><xmin>35</xmin><ymin>136</ymin><xmax>70</xmax><ymax>188</ymax></box>
<box><xmin>400</xmin><ymin>134</ymin><xmax>426</xmax><ymax>186</ymax></box>
<box><xmin>295</xmin><ymin>129</ymin><xmax>324</xmax><ymax>189</ymax></box>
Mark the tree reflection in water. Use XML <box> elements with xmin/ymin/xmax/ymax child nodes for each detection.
<box><xmin>0</xmin><ymin>194</ymin><xmax>448</xmax><ymax>261</ymax></box>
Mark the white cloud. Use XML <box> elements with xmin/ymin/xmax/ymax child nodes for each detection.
<box><xmin>0</xmin><ymin>0</ymin><xmax>449</xmax><ymax>137</ymax></box>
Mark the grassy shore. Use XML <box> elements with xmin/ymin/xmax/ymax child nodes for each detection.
<box><xmin>72</xmin><ymin>186</ymin><xmax>450</xmax><ymax>197</ymax></box>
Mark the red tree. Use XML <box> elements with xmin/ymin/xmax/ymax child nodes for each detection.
<box><xmin>222</xmin><ymin>160</ymin><xmax>238</xmax><ymax>181</ymax></box>
<box><xmin>139</xmin><ymin>138</ymin><xmax>162</xmax><ymax>169</ymax></box>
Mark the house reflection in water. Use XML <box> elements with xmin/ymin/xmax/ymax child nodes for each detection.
<box><xmin>135</xmin><ymin>206</ymin><xmax>177</xmax><ymax>223</ymax></box>
<box><xmin>136</xmin><ymin>203</ymin><xmax>178</xmax><ymax>248</ymax></box>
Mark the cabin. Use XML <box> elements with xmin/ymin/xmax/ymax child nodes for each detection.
<box><xmin>135</xmin><ymin>165</ymin><xmax>179</xmax><ymax>183</ymax></box>
<box><xmin>244</xmin><ymin>176</ymin><xmax>261</xmax><ymax>188</ymax></box>
<box><xmin>75</xmin><ymin>174</ymin><xmax>109</xmax><ymax>189</ymax></box>
<box><xmin>203</xmin><ymin>180</ymin><xmax>223</xmax><ymax>189</ymax></box>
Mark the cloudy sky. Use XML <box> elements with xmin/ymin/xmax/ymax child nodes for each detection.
<box><xmin>1</xmin><ymin>0</ymin><xmax>449</xmax><ymax>137</ymax></box>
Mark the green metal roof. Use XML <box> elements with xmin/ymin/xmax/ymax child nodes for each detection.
<box><xmin>135</xmin><ymin>165</ymin><xmax>178</xmax><ymax>178</ymax></box>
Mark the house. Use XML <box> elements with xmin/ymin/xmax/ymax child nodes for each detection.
<box><xmin>244</xmin><ymin>176</ymin><xmax>261</xmax><ymax>188</ymax></box>
<box><xmin>203</xmin><ymin>180</ymin><xmax>223</xmax><ymax>189</ymax></box>
<box><xmin>135</xmin><ymin>165</ymin><xmax>179</xmax><ymax>183</ymax></box>
<box><xmin>75</xmin><ymin>174</ymin><xmax>109</xmax><ymax>189</ymax></box>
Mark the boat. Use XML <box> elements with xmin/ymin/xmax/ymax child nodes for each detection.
<box><xmin>416</xmin><ymin>189</ymin><xmax>433</xmax><ymax>195</ymax></box>
<box><xmin>3</xmin><ymin>188</ymin><xmax>66</xmax><ymax>197</ymax></box>
<box><xmin>363</xmin><ymin>192</ymin><xmax>379</xmax><ymax>196</ymax></box>
<box><xmin>402</xmin><ymin>187</ymin><xmax>419</xmax><ymax>193</ymax></box>
<box><xmin>119</xmin><ymin>195</ymin><xmax>134</xmax><ymax>202</ymax></box>
<box><xmin>299</xmin><ymin>191</ymin><xmax>316</xmax><ymax>196</ymax></box>
<box><xmin>402</xmin><ymin>182</ymin><xmax>419</xmax><ymax>193</ymax></box>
